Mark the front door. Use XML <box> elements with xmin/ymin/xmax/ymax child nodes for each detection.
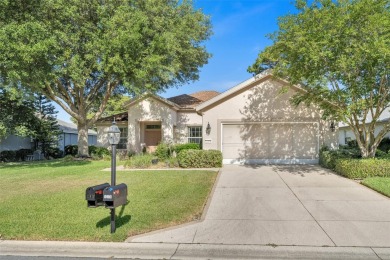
<box><xmin>144</xmin><ymin>124</ymin><xmax>162</xmax><ymax>153</ymax></box>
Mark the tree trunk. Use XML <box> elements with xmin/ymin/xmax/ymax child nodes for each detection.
<box><xmin>357</xmin><ymin>140</ymin><xmax>377</xmax><ymax>158</ymax></box>
<box><xmin>77</xmin><ymin>122</ymin><xmax>90</xmax><ymax>157</ymax></box>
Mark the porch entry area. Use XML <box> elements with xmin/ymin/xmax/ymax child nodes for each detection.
<box><xmin>140</xmin><ymin>121</ymin><xmax>162</xmax><ymax>153</ymax></box>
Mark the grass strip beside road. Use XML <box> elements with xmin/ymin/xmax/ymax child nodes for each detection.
<box><xmin>361</xmin><ymin>177</ymin><xmax>390</xmax><ymax>198</ymax></box>
<box><xmin>0</xmin><ymin>160</ymin><xmax>217</xmax><ymax>242</ymax></box>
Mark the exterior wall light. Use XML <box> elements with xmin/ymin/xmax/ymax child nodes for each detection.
<box><xmin>206</xmin><ymin>122</ymin><xmax>211</xmax><ymax>135</ymax></box>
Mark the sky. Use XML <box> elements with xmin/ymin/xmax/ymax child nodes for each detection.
<box><xmin>56</xmin><ymin>0</ymin><xmax>298</xmax><ymax>123</ymax></box>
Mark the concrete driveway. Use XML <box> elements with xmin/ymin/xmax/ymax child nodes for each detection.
<box><xmin>128</xmin><ymin>165</ymin><xmax>390</xmax><ymax>247</ymax></box>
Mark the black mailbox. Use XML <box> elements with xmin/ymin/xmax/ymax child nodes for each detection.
<box><xmin>103</xmin><ymin>183</ymin><xmax>128</xmax><ymax>209</ymax></box>
<box><xmin>86</xmin><ymin>183</ymin><xmax>110</xmax><ymax>207</ymax></box>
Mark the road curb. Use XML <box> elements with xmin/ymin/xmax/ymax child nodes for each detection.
<box><xmin>1</xmin><ymin>240</ymin><xmax>389</xmax><ymax>259</ymax></box>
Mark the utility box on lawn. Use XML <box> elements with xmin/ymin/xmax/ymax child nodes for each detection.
<box><xmin>103</xmin><ymin>183</ymin><xmax>128</xmax><ymax>209</ymax></box>
<box><xmin>86</xmin><ymin>183</ymin><xmax>110</xmax><ymax>207</ymax></box>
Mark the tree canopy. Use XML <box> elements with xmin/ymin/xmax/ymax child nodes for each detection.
<box><xmin>249</xmin><ymin>0</ymin><xmax>390</xmax><ymax>158</ymax></box>
<box><xmin>0</xmin><ymin>86</ymin><xmax>36</xmax><ymax>140</ymax></box>
<box><xmin>0</xmin><ymin>0</ymin><xmax>212</xmax><ymax>156</ymax></box>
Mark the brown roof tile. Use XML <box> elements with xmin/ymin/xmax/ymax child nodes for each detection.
<box><xmin>168</xmin><ymin>91</ymin><xmax>220</xmax><ymax>108</ymax></box>
<box><xmin>189</xmin><ymin>91</ymin><xmax>220</xmax><ymax>102</ymax></box>
<box><xmin>167</xmin><ymin>94</ymin><xmax>201</xmax><ymax>108</ymax></box>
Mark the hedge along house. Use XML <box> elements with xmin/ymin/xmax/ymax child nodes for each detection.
<box><xmin>96</xmin><ymin>71</ymin><xmax>338</xmax><ymax>164</ymax></box>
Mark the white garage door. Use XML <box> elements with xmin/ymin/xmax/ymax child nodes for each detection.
<box><xmin>222</xmin><ymin>123</ymin><xmax>319</xmax><ymax>164</ymax></box>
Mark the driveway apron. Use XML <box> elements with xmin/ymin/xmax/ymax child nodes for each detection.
<box><xmin>128</xmin><ymin>165</ymin><xmax>390</xmax><ymax>247</ymax></box>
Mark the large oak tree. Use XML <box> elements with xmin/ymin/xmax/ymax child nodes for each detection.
<box><xmin>0</xmin><ymin>0</ymin><xmax>211</xmax><ymax>156</ymax></box>
<box><xmin>249</xmin><ymin>0</ymin><xmax>389</xmax><ymax>158</ymax></box>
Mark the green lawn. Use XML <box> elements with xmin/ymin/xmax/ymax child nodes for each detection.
<box><xmin>0</xmin><ymin>160</ymin><xmax>217</xmax><ymax>242</ymax></box>
<box><xmin>362</xmin><ymin>177</ymin><xmax>390</xmax><ymax>198</ymax></box>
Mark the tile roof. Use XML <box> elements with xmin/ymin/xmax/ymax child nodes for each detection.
<box><xmin>189</xmin><ymin>91</ymin><xmax>220</xmax><ymax>102</ymax></box>
<box><xmin>167</xmin><ymin>94</ymin><xmax>202</xmax><ymax>108</ymax></box>
<box><xmin>168</xmin><ymin>91</ymin><xmax>220</xmax><ymax>108</ymax></box>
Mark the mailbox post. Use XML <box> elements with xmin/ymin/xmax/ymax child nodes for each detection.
<box><xmin>107</xmin><ymin>120</ymin><xmax>121</xmax><ymax>233</ymax></box>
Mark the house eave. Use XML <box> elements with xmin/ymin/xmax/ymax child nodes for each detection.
<box><xmin>124</xmin><ymin>92</ymin><xmax>180</xmax><ymax>111</ymax></box>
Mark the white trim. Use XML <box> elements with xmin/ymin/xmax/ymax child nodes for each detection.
<box><xmin>220</xmin><ymin>122</ymin><xmax>320</xmax><ymax>165</ymax></box>
<box><xmin>223</xmin><ymin>159</ymin><xmax>319</xmax><ymax>165</ymax></box>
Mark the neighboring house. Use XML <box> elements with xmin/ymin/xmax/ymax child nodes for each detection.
<box><xmin>0</xmin><ymin>119</ymin><xmax>97</xmax><ymax>152</ymax></box>
<box><xmin>338</xmin><ymin>110</ymin><xmax>390</xmax><ymax>145</ymax></box>
<box><xmin>96</xmin><ymin>71</ymin><xmax>338</xmax><ymax>164</ymax></box>
<box><xmin>0</xmin><ymin>135</ymin><xmax>32</xmax><ymax>152</ymax></box>
<box><xmin>57</xmin><ymin>120</ymin><xmax>98</xmax><ymax>151</ymax></box>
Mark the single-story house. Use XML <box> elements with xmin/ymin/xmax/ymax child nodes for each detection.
<box><xmin>0</xmin><ymin>119</ymin><xmax>97</xmax><ymax>152</ymax></box>
<box><xmin>96</xmin><ymin>71</ymin><xmax>338</xmax><ymax>164</ymax></box>
<box><xmin>338</xmin><ymin>110</ymin><xmax>390</xmax><ymax>145</ymax></box>
<box><xmin>57</xmin><ymin>120</ymin><xmax>97</xmax><ymax>151</ymax></box>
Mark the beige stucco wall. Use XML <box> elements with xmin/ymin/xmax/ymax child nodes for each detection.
<box><xmin>126</xmin><ymin>97</ymin><xmax>178</xmax><ymax>152</ymax></box>
<box><xmin>175</xmin><ymin>111</ymin><xmax>203</xmax><ymax>143</ymax></box>
<box><xmin>96</xmin><ymin>122</ymin><xmax>128</xmax><ymax>148</ymax></box>
<box><xmin>200</xmin><ymin>79</ymin><xmax>338</xmax><ymax>155</ymax></box>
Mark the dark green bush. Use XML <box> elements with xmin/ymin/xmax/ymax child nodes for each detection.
<box><xmin>319</xmin><ymin>150</ymin><xmax>338</xmax><ymax>170</ymax></box>
<box><xmin>335</xmin><ymin>158</ymin><xmax>390</xmax><ymax>179</ymax></box>
<box><xmin>375</xmin><ymin>149</ymin><xmax>390</xmax><ymax>159</ymax></box>
<box><xmin>378</xmin><ymin>137</ymin><xmax>390</xmax><ymax>153</ymax></box>
<box><xmin>177</xmin><ymin>149</ymin><xmax>222</xmax><ymax>168</ymax></box>
<box><xmin>46</xmin><ymin>147</ymin><xmax>63</xmax><ymax>159</ymax></box>
<box><xmin>173</xmin><ymin>143</ymin><xmax>200</xmax><ymax>154</ymax></box>
<box><xmin>64</xmin><ymin>145</ymin><xmax>78</xmax><ymax>156</ymax></box>
<box><xmin>319</xmin><ymin>147</ymin><xmax>360</xmax><ymax>170</ymax></box>
<box><xmin>15</xmin><ymin>149</ymin><xmax>33</xmax><ymax>161</ymax></box>
<box><xmin>347</xmin><ymin>139</ymin><xmax>358</xmax><ymax>148</ymax></box>
<box><xmin>88</xmin><ymin>145</ymin><xmax>110</xmax><ymax>158</ymax></box>
<box><xmin>0</xmin><ymin>150</ymin><xmax>17</xmax><ymax>162</ymax></box>
<box><xmin>155</xmin><ymin>143</ymin><xmax>172</xmax><ymax>160</ymax></box>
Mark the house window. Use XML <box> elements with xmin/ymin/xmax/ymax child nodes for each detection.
<box><xmin>118</xmin><ymin>127</ymin><xmax>128</xmax><ymax>149</ymax></box>
<box><xmin>188</xmin><ymin>126</ymin><xmax>202</xmax><ymax>147</ymax></box>
<box><xmin>146</xmin><ymin>124</ymin><xmax>161</xmax><ymax>130</ymax></box>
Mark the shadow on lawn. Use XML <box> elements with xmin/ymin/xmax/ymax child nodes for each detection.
<box><xmin>96</xmin><ymin>202</ymin><xmax>131</xmax><ymax>229</ymax></box>
<box><xmin>0</xmin><ymin>159</ymin><xmax>92</xmax><ymax>169</ymax></box>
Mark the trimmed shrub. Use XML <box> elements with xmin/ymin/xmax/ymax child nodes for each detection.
<box><xmin>177</xmin><ymin>149</ymin><xmax>222</xmax><ymax>168</ymax></box>
<box><xmin>319</xmin><ymin>147</ymin><xmax>360</xmax><ymax>170</ymax></box>
<box><xmin>64</xmin><ymin>145</ymin><xmax>78</xmax><ymax>156</ymax></box>
<box><xmin>123</xmin><ymin>154</ymin><xmax>153</xmax><ymax>168</ymax></box>
<box><xmin>46</xmin><ymin>147</ymin><xmax>63</xmax><ymax>159</ymax></box>
<box><xmin>16</xmin><ymin>149</ymin><xmax>33</xmax><ymax>161</ymax></box>
<box><xmin>335</xmin><ymin>158</ymin><xmax>390</xmax><ymax>179</ymax></box>
<box><xmin>0</xmin><ymin>150</ymin><xmax>17</xmax><ymax>162</ymax></box>
<box><xmin>155</xmin><ymin>143</ymin><xmax>171</xmax><ymax>160</ymax></box>
<box><xmin>88</xmin><ymin>145</ymin><xmax>110</xmax><ymax>158</ymax></box>
<box><xmin>173</xmin><ymin>143</ymin><xmax>200</xmax><ymax>154</ymax></box>
<box><xmin>319</xmin><ymin>150</ymin><xmax>338</xmax><ymax>170</ymax></box>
